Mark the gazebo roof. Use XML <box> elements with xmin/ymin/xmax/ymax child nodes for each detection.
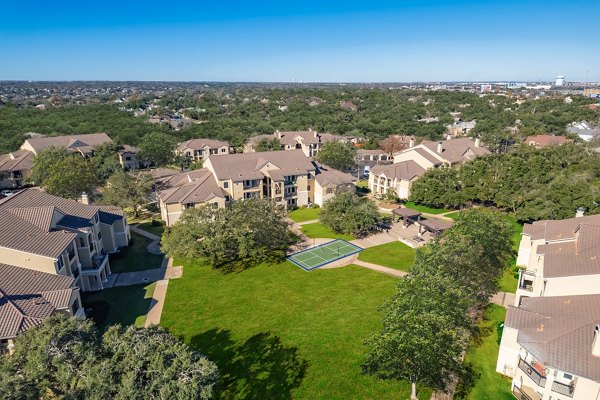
<box><xmin>392</xmin><ymin>207</ymin><xmax>422</xmax><ymax>219</ymax></box>
<box><xmin>418</xmin><ymin>218</ymin><xmax>453</xmax><ymax>232</ymax></box>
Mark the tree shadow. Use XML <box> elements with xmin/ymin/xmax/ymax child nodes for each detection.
<box><xmin>190</xmin><ymin>328</ymin><xmax>308</xmax><ymax>399</ymax></box>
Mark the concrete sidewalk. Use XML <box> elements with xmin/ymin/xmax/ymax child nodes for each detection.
<box><xmin>145</xmin><ymin>279</ymin><xmax>169</xmax><ymax>327</ymax></box>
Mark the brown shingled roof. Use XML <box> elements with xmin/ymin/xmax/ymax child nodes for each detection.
<box><xmin>176</xmin><ymin>138</ymin><xmax>230</xmax><ymax>152</ymax></box>
<box><xmin>419</xmin><ymin>138</ymin><xmax>489</xmax><ymax>164</ymax></box>
<box><xmin>370</xmin><ymin>160</ymin><xmax>426</xmax><ymax>181</ymax></box>
<box><xmin>207</xmin><ymin>150</ymin><xmax>315</xmax><ymax>181</ymax></box>
<box><xmin>505</xmin><ymin>294</ymin><xmax>600</xmax><ymax>382</ymax></box>
<box><xmin>158</xmin><ymin>169</ymin><xmax>225</xmax><ymax>204</ymax></box>
<box><xmin>0</xmin><ymin>263</ymin><xmax>75</xmax><ymax>340</ymax></box>
<box><xmin>0</xmin><ymin>150</ymin><xmax>34</xmax><ymax>172</ymax></box>
<box><xmin>22</xmin><ymin>133</ymin><xmax>112</xmax><ymax>155</ymax></box>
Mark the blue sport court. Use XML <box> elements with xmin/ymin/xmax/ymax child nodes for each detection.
<box><xmin>287</xmin><ymin>239</ymin><xmax>363</xmax><ymax>271</ymax></box>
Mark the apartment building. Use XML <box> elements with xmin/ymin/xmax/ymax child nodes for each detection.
<box><xmin>0</xmin><ymin>188</ymin><xmax>130</xmax><ymax>291</ymax></box>
<box><xmin>514</xmin><ymin>213</ymin><xmax>600</xmax><ymax>305</ymax></box>
<box><xmin>369</xmin><ymin>137</ymin><xmax>488</xmax><ymax>199</ymax></box>
<box><xmin>175</xmin><ymin>138</ymin><xmax>232</xmax><ymax>162</ymax></box>
<box><xmin>158</xmin><ymin>169</ymin><xmax>227</xmax><ymax>226</ymax></box>
<box><xmin>0</xmin><ymin>150</ymin><xmax>33</xmax><ymax>189</ymax></box>
<box><xmin>496</xmin><ymin>212</ymin><xmax>600</xmax><ymax>400</ymax></box>
<box><xmin>20</xmin><ymin>132</ymin><xmax>112</xmax><ymax>157</ymax></box>
<box><xmin>244</xmin><ymin>130</ymin><xmax>346</xmax><ymax>157</ymax></box>
<box><xmin>0</xmin><ymin>263</ymin><xmax>84</xmax><ymax>352</ymax></box>
<box><xmin>497</xmin><ymin>295</ymin><xmax>600</xmax><ymax>400</ymax></box>
<box><xmin>118</xmin><ymin>144</ymin><xmax>148</xmax><ymax>170</ymax></box>
<box><xmin>158</xmin><ymin>150</ymin><xmax>354</xmax><ymax>225</ymax></box>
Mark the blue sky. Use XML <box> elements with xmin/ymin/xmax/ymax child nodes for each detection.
<box><xmin>0</xmin><ymin>0</ymin><xmax>598</xmax><ymax>82</ymax></box>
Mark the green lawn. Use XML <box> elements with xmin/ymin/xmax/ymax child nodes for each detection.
<box><xmin>300</xmin><ymin>222</ymin><xmax>355</xmax><ymax>241</ymax></box>
<box><xmin>465</xmin><ymin>305</ymin><xmax>512</xmax><ymax>400</ymax></box>
<box><xmin>109</xmin><ymin>232</ymin><xmax>164</xmax><ymax>273</ymax></box>
<box><xmin>81</xmin><ymin>282</ymin><xmax>156</xmax><ymax>331</ymax></box>
<box><xmin>403</xmin><ymin>201</ymin><xmax>450</xmax><ymax>215</ymax></box>
<box><xmin>161</xmin><ymin>261</ymin><xmax>431</xmax><ymax>400</ymax></box>
<box><xmin>356</xmin><ymin>180</ymin><xmax>369</xmax><ymax>188</ymax></box>
<box><xmin>358</xmin><ymin>241</ymin><xmax>415</xmax><ymax>271</ymax></box>
<box><xmin>137</xmin><ymin>220</ymin><xmax>166</xmax><ymax>237</ymax></box>
<box><xmin>288</xmin><ymin>207</ymin><xmax>321</xmax><ymax>223</ymax></box>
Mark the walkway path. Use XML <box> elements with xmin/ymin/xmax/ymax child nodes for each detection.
<box><xmin>490</xmin><ymin>291</ymin><xmax>516</xmax><ymax>308</ymax></box>
<box><xmin>296</xmin><ymin>219</ymin><xmax>319</xmax><ymax>226</ymax></box>
<box><xmin>130</xmin><ymin>224</ymin><xmax>162</xmax><ymax>255</ymax></box>
<box><xmin>353</xmin><ymin>259</ymin><xmax>407</xmax><ymax>277</ymax></box>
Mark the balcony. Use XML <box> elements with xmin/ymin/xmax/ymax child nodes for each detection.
<box><xmin>284</xmin><ymin>179</ymin><xmax>297</xmax><ymax>186</ymax></box>
<box><xmin>551</xmin><ymin>379</ymin><xmax>576</xmax><ymax>398</ymax></box>
<box><xmin>518</xmin><ymin>358</ymin><xmax>547</xmax><ymax>387</ymax></box>
<box><xmin>82</xmin><ymin>253</ymin><xmax>108</xmax><ymax>272</ymax></box>
<box><xmin>518</xmin><ymin>270</ymin><xmax>535</xmax><ymax>292</ymax></box>
<box><xmin>512</xmin><ymin>385</ymin><xmax>542</xmax><ymax>400</ymax></box>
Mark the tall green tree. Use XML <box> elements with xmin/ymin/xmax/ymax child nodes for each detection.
<box><xmin>138</xmin><ymin>132</ymin><xmax>177</xmax><ymax>166</ymax></box>
<box><xmin>101</xmin><ymin>171</ymin><xmax>154</xmax><ymax>217</ymax></box>
<box><xmin>91</xmin><ymin>142</ymin><xmax>123</xmax><ymax>181</ymax></box>
<box><xmin>315</xmin><ymin>141</ymin><xmax>356</xmax><ymax>171</ymax></box>
<box><xmin>29</xmin><ymin>147</ymin><xmax>98</xmax><ymax>199</ymax></box>
<box><xmin>319</xmin><ymin>191</ymin><xmax>380</xmax><ymax>236</ymax></box>
<box><xmin>255</xmin><ymin>137</ymin><xmax>281</xmax><ymax>152</ymax></box>
<box><xmin>161</xmin><ymin>199</ymin><xmax>293</xmax><ymax>268</ymax></box>
<box><xmin>0</xmin><ymin>316</ymin><xmax>218</xmax><ymax>400</ymax></box>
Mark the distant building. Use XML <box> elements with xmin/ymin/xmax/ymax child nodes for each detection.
<box><xmin>175</xmin><ymin>138</ymin><xmax>232</xmax><ymax>162</ymax></box>
<box><xmin>244</xmin><ymin>130</ymin><xmax>348</xmax><ymax>157</ymax></box>
<box><xmin>0</xmin><ymin>150</ymin><xmax>34</xmax><ymax>189</ymax></box>
<box><xmin>583</xmin><ymin>88</ymin><xmax>600</xmax><ymax>99</ymax></box>
<box><xmin>525</xmin><ymin>135</ymin><xmax>570</xmax><ymax>148</ymax></box>
<box><xmin>118</xmin><ymin>145</ymin><xmax>148</xmax><ymax>170</ymax></box>
<box><xmin>555</xmin><ymin>75</ymin><xmax>565</xmax><ymax>86</ymax></box>
<box><xmin>369</xmin><ymin>137</ymin><xmax>488</xmax><ymax>199</ymax></box>
<box><xmin>567</xmin><ymin>121</ymin><xmax>600</xmax><ymax>142</ymax></box>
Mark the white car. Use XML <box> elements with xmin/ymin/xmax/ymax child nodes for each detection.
<box><xmin>0</xmin><ymin>190</ymin><xmax>14</xmax><ymax>197</ymax></box>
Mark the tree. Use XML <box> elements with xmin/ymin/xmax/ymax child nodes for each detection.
<box><xmin>315</xmin><ymin>141</ymin><xmax>356</xmax><ymax>171</ymax></box>
<box><xmin>91</xmin><ymin>142</ymin><xmax>123</xmax><ymax>181</ymax></box>
<box><xmin>0</xmin><ymin>316</ymin><xmax>218</xmax><ymax>400</ymax></box>
<box><xmin>137</xmin><ymin>132</ymin><xmax>177</xmax><ymax>166</ymax></box>
<box><xmin>101</xmin><ymin>171</ymin><xmax>154</xmax><ymax>217</ymax></box>
<box><xmin>161</xmin><ymin>199</ymin><xmax>293</xmax><ymax>269</ymax></box>
<box><xmin>319</xmin><ymin>191</ymin><xmax>381</xmax><ymax>236</ymax></box>
<box><xmin>363</xmin><ymin>273</ymin><xmax>473</xmax><ymax>399</ymax></box>
<box><xmin>255</xmin><ymin>137</ymin><xmax>281</xmax><ymax>152</ymax></box>
<box><xmin>363</xmin><ymin>209</ymin><xmax>513</xmax><ymax>398</ymax></box>
<box><xmin>29</xmin><ymin>147</ymin><xmax>98</xmax><ymax>200</ymax></box>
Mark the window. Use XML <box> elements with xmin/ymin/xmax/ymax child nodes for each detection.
<box><xmin>287</xmin><ymin>198</ymin><xmax>297</xmax><ymax>206</ymax></box>
<box><xmin>97</xmin><ymin>231</ymin><xmax>102</xmax><ymax>240</ymax></box>
<box><xmin>224</xmin><ymin>195</ymin><xmax>230</xmax><ymax>202</ymax></box>
<box><xmin>79</xmin><ymin>237</ymin><xmax>85</xmax><ymax>247</ymax></box>
<box><xmin>185</xmin><ymin>203</ymin><xmax>195</xmax><ymax>209</ymax></box>
<box><xmin>223</xmin><ymin>181</ymin><xmax>229</xmax><ymax>189</ymax></box>
<box><xmin>307</xmin><ymin>185</ymin><xmax>311</xmax><ymax>191</ymax></box>
<box><xmin>125</xmin><ymin>156</ymin><xmax>131</xmax><ymax>161</ymax></box>
<box><xmin>221</xmin><ymin>148</ymin><xmax>226</xmax><ymax>153</ymax></box>
<box><xmin>286</xmin><ymin>187</ymin><xmax>296</xmax><ymax>194</ymax></box>
<box><xmin>563</xmin><ymin>373</ymin><xmax>573</xmax><ymax>380</ymax></box>
<box><xmin>70</xmin><ymin>298</ymin><xmax>80</xmax><ymax>315</ymax></box>
<box><xmin>57</xmin><ymin>256</ymin><xmax>65</xmax><ymax>270</ymax></box>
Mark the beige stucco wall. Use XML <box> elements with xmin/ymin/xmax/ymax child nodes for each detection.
<box><xmin>0</xmin><ymin>246</ymin><xmax>61</xmax><ymax>275</ymax></box>
<box><xmin>496</xmin><ymin>326</ymin><xmax>520</xmax><ymax>377</ymax></box>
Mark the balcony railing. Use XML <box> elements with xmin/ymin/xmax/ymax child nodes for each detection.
<box><xmin>512</xmin><ymin>385</ymin><xmax>533</xmax><ymax>400</ymax></box>
<box><xmin>518</xmin><ymin>358</ymin><xmax>547</xmax><ymax>387</ymax></box>
<box><xmin>551</xmin><ymin>380</ymin><xmax>576</xmax><ymax>398</ymax></box>
<box><xmin>518</xmin><ymin>270</ymin><xmax>535</xmax><ymax>292</ymax></box>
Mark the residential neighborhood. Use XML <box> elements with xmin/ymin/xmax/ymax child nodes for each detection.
<box><xmin>1</xmin><ymin>2</ymin><xmax>600</xmax><ymax>398</ymax></box>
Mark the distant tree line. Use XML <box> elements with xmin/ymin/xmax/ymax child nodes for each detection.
<box><xmin>409</xmin><ymin>143</ymin><xmax>600</xmax><ymax>221</ymax></box>
<box><xmin>1</xmin><ymin>88</ymin><xmax>597</xmax><ymax>154</ymax></box>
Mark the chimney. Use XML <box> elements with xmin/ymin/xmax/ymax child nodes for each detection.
<box><xmin>593</xmin><ymin>325</ymin><xmax>600</xmax><ymax>357</ymax></box>
<box><xmin>437</xmin><ymin>142</ymin><xmax>443</xmax><ymax>154</ymax></box>
<box><xmin>475</xmin><ymin>137</ymin><xmax>481</xmax><ymax>148</ymax></box>
<box><xmin>80</xmin><ymin>192</ymin><xmax>89</xmax><ymax>205</ymax></box>
<box><xmin>576</xmin><ymin>207</ymin><xmax>585</xmax><ymax>218</ymax></box>
<box><xmin>446</xmin><ymin>133</ymin><xmax>452</xmax><ymax>141</ymax></box>
<box><xmin>409</xmin><ymin>138</ymin><xmax>415</xmax><ymax>148</ymax></box>
<box><xmin>275</xmin><ymin>130</ymin><xmax>282</xmax><ymax>139</ymax></box>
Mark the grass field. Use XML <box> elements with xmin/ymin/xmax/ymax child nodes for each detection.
<box><xmin>288</xmin><ymin>207</ymin><xmax>321</xmax><ymax>223</ymax></box>
<box><xmin>81</xmin><ymin>282</ymin><xmax>156</xmax><ymax>331</ymax></box>
<box><xmin>465</xmin><ymin>305</ymin><xmax>512</xmax><ymax>400</ymax></box>
<box><xmin>161</xmin><ymin>261</ymin><xmax>431</xmax><ymax>400</ymax></box>
<box><xmin>109</xmin><ymin>232</ymin><xmax>164</xmax><ymax>273</ymax></box>
<box><xmin>289</xmin><ymin>239</ymin><xmax>362</xmax><ymax>271</ymax></box>
<box><xmin>300</xmin><ymin>222</ymin><xmax>355</xmax><ymax>241</ymax></box>
<box><xmin>358</xmin><ymin>241</ymin><xmax>415</xmax><ymax>271</ymax></box>
<box><xmin>403</xmin><ymin>201</ymin><xmax>450</xmax><ymax>214</ymax></box>
<box><xmin>137</xmin><ymin>220</ymin><xmax>166</xmax><ymax>237</ymax></box>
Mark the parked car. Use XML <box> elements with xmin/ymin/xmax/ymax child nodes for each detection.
<box><xmin>0</xmin><ymin>190</ymin><xmax>14</xmax><ymax>197</ymax></box>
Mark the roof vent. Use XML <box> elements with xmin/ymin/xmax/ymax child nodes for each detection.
<box><xmin>576</xmin><ymin>207</ymin><xmax>585</xmax><ymax>218</ymax></box>
<box><xmin>593</xmin><ymin>325</ymin><xmax>600</xmax><ymax>357</ymax></box>
<box><xmin>537</xmin><ymin>324</ymin><xmax>545</xmax><ymax>332</ymax></box>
